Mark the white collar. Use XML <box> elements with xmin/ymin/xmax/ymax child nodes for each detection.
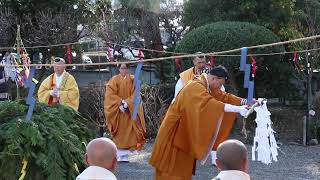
<box><xmin>76</xmin><ymin>166</ymin><xmax>117</xmax><ymax>180</ymax></box>
<box><xmin>216</xmin><ymin>170</ymin><xmax>250</xmax><ymax>180</ymax></box>
<box><xmin>55</xmin><ymin>72</ymin><xmax>65</xmax><ymax>88</ymax></box>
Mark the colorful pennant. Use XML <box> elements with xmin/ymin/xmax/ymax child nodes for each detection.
<box><xmin>240</xmin><ymin>47</ymin><xmax>254</xmax><ymax>104</ymax></box>
<box><xmin>25</xmin><ymin>67</ymin><xmax>37</xmax><ymax>121</ymax></box>
<box><xmin>132</xmin><ymin>49</ymin><xmax>143</xmax><ymax>121</ymax></box>
<box><xmin>240</xmin><ymin>47</ymin><xmax>247</xmax><ymax>71</ymax></box>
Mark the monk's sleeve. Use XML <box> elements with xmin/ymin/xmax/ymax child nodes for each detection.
<box><xmin>37</xmin><ymin>77</ymin><xmax>51</xmax><ymax>104</ymax></box>
<box><xmin>211</xmin><ymin>89</ymin><xmax>242</xmax><ymax>105</ymax></box>
<box><xmin>173</xmin><ymin>82</ymin><xmax>226</xmax><ymax>160</ymax></box>
<box><xmin>59</xmin><ymin>76</ymin><xmax>80</xmax><ymax>111</ymax></box>
<box><xmin>104</xmin><ymin>77</ymin><xmax>122</xmax><ymax>135</ymax></box>
<box><xmin>210</xmin><ymin>89</ymin><xmax>242</xmax><ymax>150</ymax></box>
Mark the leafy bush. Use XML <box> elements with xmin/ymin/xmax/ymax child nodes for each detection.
<box><xmin>0</xmin><ymin>100</ymin><xmax>95</xmax><ymax>180</ymax></box>
<box><xmin>175</xmin><ymin>21</ymin><xmax>298</xmax><ymax>99</ymax></box>
<box><xmin>141</xmin><ymin>83</ymin><xmax>175</xmax><ymax>138</ymax></box>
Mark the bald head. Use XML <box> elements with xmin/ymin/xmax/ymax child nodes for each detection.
<box><xmin>216</xmin><ymin>139</ymin><xmax>248</xmax><ymax>172</ymax></box>
<box><xmin>86</xmin><ymin>138</ymin><xmax>117</xmax><ymax>172</ymax></box>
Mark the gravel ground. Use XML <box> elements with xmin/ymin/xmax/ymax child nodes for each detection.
<box><xmin>115</xmin><ymin>140</ymin><xmax>320</xmax><ymax>180</ymax></box>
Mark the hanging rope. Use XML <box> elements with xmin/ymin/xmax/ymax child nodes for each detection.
<box><xmin>0</xmin><ymin>40</ymin><xmax>96</xmax><ymax>50</ymax></box>
<box><xmin>1</xmin><ymin>34</ymin><xmax>320</xmax><ymax>68</ymax></box>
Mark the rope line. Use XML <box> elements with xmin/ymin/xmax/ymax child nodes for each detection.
<box><xmin>0</xmin><ymin>40</ymin><xmax>96</xmax><ymax>50</ymax></box>
<box><xmin>0</xmin><ymin>34</ymin><xmax>320</xmax><ymax>67</ymax></box>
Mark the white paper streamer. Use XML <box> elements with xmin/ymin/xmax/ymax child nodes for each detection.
<box><xmin>252</xmin><ymin>98</ymin><xmax>279</xmax><ymax>164</ymax></box>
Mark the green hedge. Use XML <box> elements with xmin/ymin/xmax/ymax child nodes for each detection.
<box><xmin>0</xmin><ymin>100</ymin><xmax>95</xmax><ymax>180</ymax></box>
<box><xmin>175</xmin><ymin>21</ymin><xmax>298</xmax><ymax>99</ymax></box>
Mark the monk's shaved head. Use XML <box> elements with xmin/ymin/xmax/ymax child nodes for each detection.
<box><xmin>86</xmin><ymin>138</ymin><xmax>117</xmax><ymax>172</ymax></box>
<box><xmin>216</xmin><ymin>139</ymin><xmax>248</xmax><ymax>172</ymax></box>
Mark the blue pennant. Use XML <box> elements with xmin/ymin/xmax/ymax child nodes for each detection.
<box><xmin>133</xmin><ymin>63</ymin><xmax>143</xmax><ymax>86</ymax></box>
<box><xmin>240</xmin><ymin>47</ymin><xmax>247</xmax><ymax>71</ymax></box>
<box><xmin>132</xmin><ymin>80</ymin><xmax>141</xmax><ymax>121</ymax></box>
<box><xmin>247</xmin><ymin>81</ymin><xmax>254</xmax><ymax>105</ymax></box>
<box><xmin>244</xmin><ymin>64</ymin><xmax>251</xmax><ymax>88</ymax></box>
<box><xmin>132</xmin><ymin>62</ymin><xmax>143</xmax><ymax>121</ymax></box>
<box><xmin>25</xmin><ymin>67</ymin><xmax>37</xmax><ymax>122</ymax></box>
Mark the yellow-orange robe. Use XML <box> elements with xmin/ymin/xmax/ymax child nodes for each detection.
<box><xmin>104</xmin><ymin>74</ymin><xmax>146</xmax><ymax>150</ymax></box>
<box><xmin>210</xmin><ymin>89</ymin><xmax>241</xmax><ymax>150</ymax></box>
<box><xmin>180</xmin><ymin>68</ymin><xmax>242</xmax><ymax>150</ymax></box>
<box><xmin>150</xmin><ymin>74</ymin><xmax>234</xmax><ymax>180</ymax></box>
<box><xmin>150</xmin><ymin>75</ymin><xmax>241</xmax><ymax>180</ymax></box>
<box><xmin>37</xmin><ymin>72</ymin><xmax>80</xmax><ymax>111</ymax></box>
<box><xmin>179</xmin><ymin>67</ymin><xmax>195</xmax><ymax>85</ymax></box>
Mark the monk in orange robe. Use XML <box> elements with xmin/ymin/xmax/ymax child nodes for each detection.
<box><xmin>150</xmin><ymin>66</ymin><xmax>249</xmax><ymax>180</ymax></box>
<box><xmin>104</xmin><ymin>63</ymin><xmax>146</xmax><ymax>162</ymax></box>
<box><xmin>174</xmin><ymin>53</ymin><xmax>228</xmax><ymax>165</ymax></box>
<box><xmin>174</xmin><ymin>52</ymin><xmax>207</xmax><ymax>98</ymax></box>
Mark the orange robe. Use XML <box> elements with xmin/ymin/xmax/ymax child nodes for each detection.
<box><xmin>180</xmin><ymin>68</ymin><xmax>242</xmax><ymax>150</ymax></box>
<box><xmin>150</xmin><ymin>74</ymin><xmax>238</xmax><ymax>180</ymax></box>
<box><xmin>179</xmin><ymin>67</ymin><xmax>195</xmax><ymax>85</ymax></box>
<box><xmin>210</xmin><ymin>89</ymin><xmax>241</xmax><ymax>150</ymax></box>
<box><xmin>104</xmin><ymin>74</ymin><xmax>146</xmax><ymax>150</ymax></box>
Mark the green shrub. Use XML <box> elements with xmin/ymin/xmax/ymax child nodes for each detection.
<box><xmin>175</xmin><ymin>21</ymin><xmax>298</xmax><ymax>99</ymax></box>
<box><xmin>0</xmin><ymin>100</ymin><xmax>95</xmax><ymax>180</ymax></box>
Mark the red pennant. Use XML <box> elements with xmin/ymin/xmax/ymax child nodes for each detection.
<box><xmin>67</xmin><ymin>45</ymin><xmax>72</xmax><ymax>64</ymax></box>
<box><xmin>138</xmin><ymin>49</ymin><xmax>142</xmax><ymax>61</ymax></box>
<box><xmin>293</xmin><ymin>51</ymin><xmax>298</xmax><ymax>62</ymax></box>
<box><xmin>251</xmin><ymin>56</ymin><xmax>257</xmax><ymax>78</ymax></box>
<box><xmin>175</xmin><ymin>55</ymin><xmax>182</xmax><ymax>71</ymax></box>
<box><xmin>107</xmin><ymin>47</ymin><xmax>113</xmax><ymax>62</ymax></box>
<box><xmin>210</xmin><ymin>55</ymin><xmax>215</xmax><ymax>67</ymax></box>
<box><xmin>20</xmin><ymin>48</ymin><xmax>24</xmax><ymax>55</ymax></box>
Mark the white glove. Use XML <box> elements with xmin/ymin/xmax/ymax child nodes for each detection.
<box><xmin>50</xmin><ymin>90</ymin><xmax>57</xmax><ymax>96</ymax></box>
<box><xmin>224</xmin><ymin>104</ymin><xmax>249</xmax><ymax>117</ymax></box>
<box><xmin>119</xmin><ymin>105</ymin><xmax>125</xmax><ymax>113</ymax></box>
<box><xmin>122</xmin><ymin>100</ymin><xmax>128</xmax><ymax>109</ymax></box>
<box><xmin>50</xmin><ymin>89</ymin><xmax>60</xmax><ymax>97</ymax></box>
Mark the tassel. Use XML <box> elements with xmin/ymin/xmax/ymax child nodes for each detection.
<box><xmin>138</xmin><ymin>49</ymin><xmax>142</xmax><ymax>60</ymax></box>
<box><xmin>293</xmin><ymin>51</ymin><xmax>298</xmax><ymax>62</ymax></box>
<box><xmin>251</xmin><ymin>55</ymin><xmax>257</xmax><ymax>78</ymax></box>
<box><xmin>210</xmin><ymin>55</ymin><xmax>215</xmax><ymax>67</ymax></box>
<box><xmin>67</xmin><ymin>45</ymin><xmax>72</xmax><ymax>64</ymax></box>
<box><xmin>175</xmin><ymin>56</ymin><xmax>182</xmax><ymax>71</ymax></box>
<box><xmin>107</xmin><ymin>47</ymin><xmax>114</xmax><ymax>61</ymax></box>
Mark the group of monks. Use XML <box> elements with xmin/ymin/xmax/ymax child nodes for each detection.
<box><xmin>37</xmin><ymin>54</ymin><xmax>251</xmax><ymax>180</ymax></box>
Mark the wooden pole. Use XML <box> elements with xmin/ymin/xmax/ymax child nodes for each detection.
<box><xmin>305</xmin><ymin>52</ymin><xmax>312</xmax><ymax>145</ymax></box>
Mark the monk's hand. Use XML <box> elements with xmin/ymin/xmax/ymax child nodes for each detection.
<box><xmin>119</xmin><ymin>105</ymin><xmax>125</xmax><ymax>113</ymax></box>
<box><xmin>238</xmin><ymin>105</ymin><xmax>249</xmax><ymax>117</ymax></box>
<box><xmin>49</xmin><ymin>89</ymin><xmax>58</xmax><ymax>97</ymax></box>
<box><xmin>122</xmin><ymin>100</ymin><xmax>128</xmax><ymax>109</ymax></box>
<box><xmin>247</xmin><ymin>98</ymin><xmax>258</xmax><ymax>106</ymax></box>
